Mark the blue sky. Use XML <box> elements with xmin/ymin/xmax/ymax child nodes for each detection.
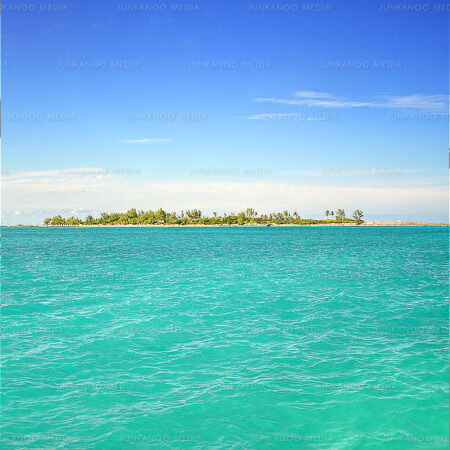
<box><xmin>2</xmin><ymin>0</ymin><xmax>449</xmax><ymax>224</ymax></box>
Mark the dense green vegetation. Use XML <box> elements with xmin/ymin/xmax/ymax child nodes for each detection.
<box><xmin>43</xmin><ymin>208</ymin><xmax>364</xmax><ymax>226</ymax></box>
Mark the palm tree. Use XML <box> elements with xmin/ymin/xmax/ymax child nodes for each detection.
<box><xmin>126</xmin><ymin>208</ymin><xmax>138</xmax><ymax>219</ymax></box>
<box><xmin>245</xmin><ymin>208</ymin><xmax>257</xmax><ymax>218</ymax></box>
<box><xmin>51</xmin><ymin>215</ymin><xmax>66</xmax><ymax>226</ymax></box>
<box><xmin>66</xmin><ymin>216</ymin><xmax>82</xmax><ymax>226</ymax></box>
<box><xmin>335</xmin><ymin>209</ymin><xmax>345</xmax><ymax>221</ymax></box>
<box><xmin>352</xmin><ymin>209</ymin><xmax>364</xmax><ymax>225</ymax></box>
<box><xmin>85</xmin><ymin>215</ymin><xmax>94</xmax><ymax>225</ymax></box>
<box><xmin>100</xmin><ymin>212</ymin><xmax>110</xmax><ymax>224</ymax></box>
<box><xmin>325</xmin><ymin>210</ymin><xmax>329</xmax><ymax>219</ymax></box>
<box><xmin>186</xmin><ymin>209</ymin><xmax>201</xmax><ymax>219</ymax></box>
<box><xmin>237</xmin><ymin>211</ymin><xmax>246</xmax><ymax>224</ymax></box>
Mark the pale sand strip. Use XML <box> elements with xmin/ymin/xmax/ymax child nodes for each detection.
<box><xmin>31</xmin><ymin>221</ymin><xmax>449</xmax><ymax>228</ymax></box>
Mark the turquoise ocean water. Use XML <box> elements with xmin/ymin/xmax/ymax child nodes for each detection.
<box><xmin>1</xmin><ymin>226</ymin><xmax>448</xmax><ymax>448</ymax></box>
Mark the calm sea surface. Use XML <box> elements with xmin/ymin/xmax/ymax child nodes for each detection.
<box><xmin>1</xmin><ymin>227</ymin><xmax>448</xmax><ymax>448</ymax></box>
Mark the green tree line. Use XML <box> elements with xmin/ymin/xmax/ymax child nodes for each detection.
<box><xmin>43</xmin><ymin>208</ymin><xmax>364</xmax><ymax>226</ymax></box>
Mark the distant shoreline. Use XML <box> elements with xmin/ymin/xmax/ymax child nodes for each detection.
<box><xmin>39</xmin><ymin>208</ymin><xmax>447</xmax><ymax>227</ymax></box>
<box><xmin>10</xmin><ymin>221</ymin><xmax>449</xmax><ymax>228</ymax></box>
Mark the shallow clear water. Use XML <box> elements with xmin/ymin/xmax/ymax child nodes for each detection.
<box><xmin>1</xmin><ymin>227</ymin><xmax>448</xmax><ymax>448</ymax></box>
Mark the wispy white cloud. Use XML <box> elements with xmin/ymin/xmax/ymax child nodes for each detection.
<box><xmin>277</xmin><ymin>168</ymin><xmax>416</xmax><ymax>177</ymax></box>
<box><xmin>381</xmin><ymin>94</ymin><xmax>449</xmax><ymax>111</ymax></box>
<box><xmin>236</xmin><ymin>113</ymin><xmax>332</xmax><ymax>121</ymax></box>
<box><xmin>294</xmin><ymin>91</ymin><xmax>333</xmax><ymax>99</ymax></box>
<box><xmin>119</xmin><ymin>138</ymin><xmax>174</xmax><ymax>144</ymax></box>
<box><xmin>2</xmin><ymin>168</ymin><xmax>136</xmax><ymax>191</ymax></box>
<box><xmin>254</xmin><ymin>91</ymin><xmax>448</xmax><ymax>112</ymax></box>
<box><xmin>3</xmin><ymin>168</ymin><xmax>107</xmax><ymax>181</ymax></box>
<box><xmin>321</xmin><ymin>168</ymin><xmax>413</xmax><ymax>176</ymax></box>
<box><xmin>254</xmin><ymin>96</ymin><xmax>375</xmax><ymax>108</ymax></box>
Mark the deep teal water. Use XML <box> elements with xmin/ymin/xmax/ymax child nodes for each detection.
<box><xmin>1</xmin><ymin>227</ymin><xmax>448</xmax><ymax>449</ymax></box>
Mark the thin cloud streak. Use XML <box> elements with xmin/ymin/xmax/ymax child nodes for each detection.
<box><xmin>294</xmin><ymin>91</ymin><xmax>333</xmax><ymax>99</ymax></box>
<box><xmin>254</xmin><ymin>92</ymin><xmax>448</xmax><ymax>112</ymax></box>
<box><xmin>2</xmin><ymin>168</ymin><xmax>135</xmax><ymax>189</ymax></box>
<box><xmin>3</xmin><ymin>168</ymin><xmax>107</xmax><ymax>180</ymax></box>
<box><xmin>236</xmin><ymin>113</ymin><xmax>330</xmax><ymax>121</ymax></box>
